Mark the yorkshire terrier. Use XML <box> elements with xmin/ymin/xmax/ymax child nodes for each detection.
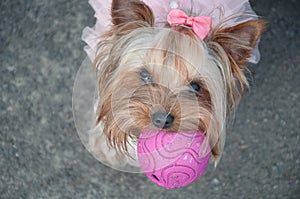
<box><xmin>79</xmin><ymin>0</ymin><xmax>266</xmax><ymax>170</ymax></box>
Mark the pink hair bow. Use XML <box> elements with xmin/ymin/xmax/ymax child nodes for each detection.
<box><xmin>167</xmin><ymin>9</ymin><xmax>212</xmax><ymax>40</ymax></box>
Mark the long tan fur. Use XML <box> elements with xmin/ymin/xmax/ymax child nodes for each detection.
<box><xmin>92</xmin><ymin>0</ymin><xmax>266</xmax><ymax>165</ymax></box>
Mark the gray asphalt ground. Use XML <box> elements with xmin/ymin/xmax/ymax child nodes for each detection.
<box><xmin>1</xmin><ymin>0</ymin><xmax>299</xmax><ymax>198</ymax></box>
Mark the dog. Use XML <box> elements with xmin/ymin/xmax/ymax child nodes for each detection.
<box><xmin>80</xmin><ymin>0</ymin><xmax>266</xmax><ymax>170</ymax></box>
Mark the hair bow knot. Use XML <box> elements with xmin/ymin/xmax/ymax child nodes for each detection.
<box><xmin>167</xmin><ymin>9</ymin><xmax>212</xmax><ymax>40</ymax></box>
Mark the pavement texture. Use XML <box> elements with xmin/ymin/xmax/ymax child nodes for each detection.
<box><xmin>0</xmin><ymin>0</ymin><xmax>299</xmax><ymax>198</ymax></box>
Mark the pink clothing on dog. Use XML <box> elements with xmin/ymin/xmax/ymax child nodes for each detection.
<box><xmin>82</xmin><ymin>0</ymin><xmax>261</xmax><ymax>63</ymax></box>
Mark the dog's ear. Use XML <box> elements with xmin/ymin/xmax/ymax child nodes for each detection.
<box><xmin>208</xmin><ymin>20</ymin><xmax>266</xmax><ymax>108</ymax></box>
<box><xmin>215</xmin><ymin>20</ymin><xmax>266</xmax><ymax>66</ymax></box>
<box><xmin>111</xmin><ymin>0</ymin><xmax>154</xmax><ymax>28</ymax></box>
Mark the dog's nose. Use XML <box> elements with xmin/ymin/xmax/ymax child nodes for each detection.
<box><xmin>151</xmin><ymin>112</ymin><xmax>174</xmax><ymax>129</ymax></box>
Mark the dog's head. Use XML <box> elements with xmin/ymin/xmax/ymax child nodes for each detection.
<box><xmin>94</xmin><ymin>0</ymin><xmax>265</xmax><ymax>164</ymax></box>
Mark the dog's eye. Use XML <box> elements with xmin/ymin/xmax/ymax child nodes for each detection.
<box><xmin>139</xmin><ymin>69</ymin><xmax>153</xmax><ymax>83</ymax></box>
<box><xmin>189</xmin><ymin>82</ymin><xmax>201</xmax><ymax>93</ymax></box>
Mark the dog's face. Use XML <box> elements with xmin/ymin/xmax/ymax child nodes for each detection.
<box><xmin>94</xmin><ymin>0</ymin><xmax>265</xmax><ymax>164</ymax></box>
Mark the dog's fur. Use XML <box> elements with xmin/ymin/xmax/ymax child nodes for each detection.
<box><xmin>90</xmin><ymin>0</ymin><xmax>266</xmax><ymax>166</ymax></box>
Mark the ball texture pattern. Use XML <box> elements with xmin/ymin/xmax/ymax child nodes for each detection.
<box><xmin>137</xmin><ymin>130</ymin><xmax>210</xmax><ymax>189</ymax></box>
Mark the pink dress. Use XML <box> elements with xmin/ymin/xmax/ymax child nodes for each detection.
<box><xmin>82</xmin><ymin>0</ymin><xmax>261</xmax><ymax>64</ymax></box>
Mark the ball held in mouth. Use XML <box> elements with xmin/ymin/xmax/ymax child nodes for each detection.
<box><xmin>137</xmin><ymin>130</ymin><xmax>211</xmax><ymax>189</ymax></box>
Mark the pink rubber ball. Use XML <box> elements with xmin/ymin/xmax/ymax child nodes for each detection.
<box><xmin>137</xmin><ymin>130</ymin><xmax>211</xmax><ymax>189</ymax></box>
